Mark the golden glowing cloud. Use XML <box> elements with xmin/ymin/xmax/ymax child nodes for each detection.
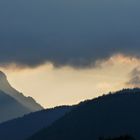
<box><xmin>1</xmin><ymin>54</ymin><xmax>140</xmax><ymax>108</ymax></box>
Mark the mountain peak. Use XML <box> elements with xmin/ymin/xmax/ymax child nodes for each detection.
<box><xmin>0</xmin><ymin>71</ymin><xmax>43</xmax><ymax>111</ymax></box>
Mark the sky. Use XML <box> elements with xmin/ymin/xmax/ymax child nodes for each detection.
<box><xmin>0</xmin><ymin>0</ymin><xmax>140</xmax><ymax>107</ymax></box>
<box><xmin>0</xmin><ymin>55</ymin><xmax>140</xmax><ymax>108</ymax></box>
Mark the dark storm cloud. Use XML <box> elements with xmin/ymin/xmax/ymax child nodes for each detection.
<box><xmin>1</xmin><ymin>0</ymin><xmax>140</xmax><ymax>68</ymax></box>
<box><xmin>126</xmin><ymin>67</ymin><xmax>140</xmax><ymax>87</ymax></box>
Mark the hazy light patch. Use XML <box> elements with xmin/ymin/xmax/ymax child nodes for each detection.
<box><xmin>0</xmin><ymin>54</ymin><xmax>140</xmax><ymax>108</ymax></box>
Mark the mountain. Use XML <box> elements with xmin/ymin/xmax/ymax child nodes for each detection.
<box><xmin>0</xmin><ymin>106</ymin><xmax>72</xmax><ymax>140</ymax></box>
<box><xmin>0</xmin><ymin>71</ymin><xmax>43</xmax><ymax>111</ymax></box>
<box><xmin>0</xmin><ymin>90</ymin><xmax>30</xmax><ymax>123</ymax></box>
<box><xmin>28</xmin><ymin>88</ymin><xmax>140</xmax><ymax>140</ymax></box>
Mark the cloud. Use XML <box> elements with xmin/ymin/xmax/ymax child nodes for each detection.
<box><xmin>1</xmin><ymin>0</ymin><xmax>140</xmax><ymax>68</ymax></box>
<box><xmin>126</xmin><ymin>67</ymin><xmax>140</xmax><ymax>87</ymax></box>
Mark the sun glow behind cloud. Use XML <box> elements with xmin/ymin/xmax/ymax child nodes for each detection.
<box><xmin>0</xmin><ymin>54</ymin><xmax>139</xmax><ymax>108</ymax></box>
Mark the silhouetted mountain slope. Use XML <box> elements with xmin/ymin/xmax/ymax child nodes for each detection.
<box><xmin>0</xmin><ymin>90</ymin><xmax>30</xmax><ymax>123</ymax></box>
<box><xmin>0</xmin><ymin>71</ymin><xmax>43</xmax><ymax>111</ymax></box>
<box><xmin>28</xmin><ymin>88</ymin><xmax>140</xmax><ymax>140</ymax></box>
<box><xmin>0</xmin><ymin>106</ymin><xmax>72</xmax><ymax>140</ymax></box>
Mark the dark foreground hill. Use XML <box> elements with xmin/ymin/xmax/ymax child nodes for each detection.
<box><xmin>0</xmin><ymin>106</ymin><xmax>72</xmax><ymax>140</ymax></box>
<box><xmin>28</xmin><ymin>88</ymin><xmax>140</xmax><ymax>140</ymax></box>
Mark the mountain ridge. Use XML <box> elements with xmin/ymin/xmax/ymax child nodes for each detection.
<box><xmin>0</xmin><ymin>71</ymin><xmax>43</xmax><ymax>111</ymax></box>
<box><xmin>28</xmin><ymin>88</ymin><xmax>140</xmax><ymax>140</ymax></box>
<box><xmin>0</xmin><ymin>89</ymin><xmax>31</xmax><ymax>123</ymax></box>
<box><xmin>0</xmin><ymin>105</ymin><xmax>73</xmax><ymax>140</ymax></box>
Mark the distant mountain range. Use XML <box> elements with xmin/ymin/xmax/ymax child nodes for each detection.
<box><xmin>0</xmin><ymin>90</ymin><xmax>30</xmax><ymax>123</ymax></box>
<box><xmin>0</xmin><ymin>71</ymin><xmax>43</xmax><ymax>123</ymax></box>
<box><xmin>28</xmin><ymin>89</ymin><xmax>140</xmax><ymax>140</ymax></box>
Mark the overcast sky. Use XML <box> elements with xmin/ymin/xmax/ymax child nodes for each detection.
<box><xmin>0</xmin><ymin>0</ymin><xmax>140</xmax><ymax>107</ymax></box>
